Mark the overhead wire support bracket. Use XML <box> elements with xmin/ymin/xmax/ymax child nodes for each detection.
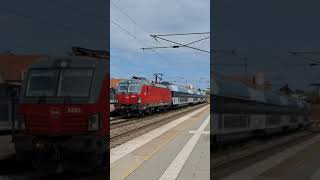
<box><xmin>142</xmin><ymin>33</ymin><xmax>210</xmax><ymax>53</ymax></box>
<box><xmin>151</xmin><ymin>32</ymin><xmax>210</xmax><ymax>37</ymax></box>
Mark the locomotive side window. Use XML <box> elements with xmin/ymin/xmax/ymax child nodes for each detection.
<box><xmin>25</xmin><ymin>69</ymin><xmax>59</xmax><ymax>97</ymax></box>
<box><xmin>57</xmin><ymin>69</ymin><xmax>93</xmax><ymax>97</ymax></box>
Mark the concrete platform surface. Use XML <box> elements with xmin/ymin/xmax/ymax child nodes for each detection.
<box><xmin>110</xmin><ymin>105</ymin><xmax>210</xmax><ymax>180</ymax></box>
<box><xmin>0</xmin><ymin>135</ymin><xmax>14</xmax><ymax>160</ymax></box>
<box><xmin>221</xmin><ymin>134</ymin><xmax>320</xmax><ymax>180</ymax></box>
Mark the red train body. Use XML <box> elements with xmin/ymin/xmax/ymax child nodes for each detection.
<box><xmin>115</xmin><ymin>77</ymin><xmax>171</xmax><ymax>115</ymax></box>
<box><xmin>13</xmin><ymin>57</ymin><xmax>109</xmax><ymax>173</ymax></box>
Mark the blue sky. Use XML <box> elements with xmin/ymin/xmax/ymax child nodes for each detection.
<box><xmin>111</xmin><ymin>0</ymin><xmax>210</xmax><ymax>89</ymax></box>
<box><xmin>0</xmin><ymin>0</ymin><xmax>107</xmax><ymax>54</ymax></box>
<box><xmin>0</xmin><ymin>0</ymin><xmax>209</xmax><ymax>89</ymax></box>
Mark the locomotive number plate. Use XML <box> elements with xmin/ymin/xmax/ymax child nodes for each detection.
<box><xmin>67</xmin><ymin>107</ymin><xmax>81</xmax><ymax>113</ymax></box>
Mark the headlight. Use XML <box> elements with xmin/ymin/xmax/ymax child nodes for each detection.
<box><xmin>88</xmin><ymin>113</ymin><xmax>100</xmax><ymax>131</ymax></box>
<box><xmin>137</xmin><ymin>97</ymin><xmax>142</xmax><ymax>104</ymax></box>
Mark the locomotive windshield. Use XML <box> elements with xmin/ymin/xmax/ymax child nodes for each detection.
<box><xmin>58</xmin><ymin>69</ymin><xmax>93</xmax><ymax>97</ymax></box>
<box><xmin>128</xmin><ymin>84</ymin><xmax>140</xmax><ymax>93</ymax></box>
<box><xmin>117</xmin><ymin>83</ymin><xmax>141</xmax><ymax>93</ymax></box>
<box><xmin>26</xmin><ymin>69</ymin><xmax>59</xmax><ymax>96</ymax></box>
<box><xmin>25</xmin><ymin>68</ymin><xmax>94</xmax><ymax>97</ymax></box>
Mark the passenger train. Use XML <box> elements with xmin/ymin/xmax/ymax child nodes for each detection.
<box><xmin>211</xmin><ymin>73</ymin><xmax>310</xmax><ymax>143</ymax></box>
<box><xmin>115</xmin><ymin>76</ymin><xmax>207</xmax><ymax>116</ymax></box>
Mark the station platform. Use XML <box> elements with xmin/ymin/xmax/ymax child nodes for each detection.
<box><xmin>110</xmin><ymin>105</ymin><xmax>210</xmax><ymax>180</ymax></box>
<box><xmin>0</xmin><ymin>135</ymin><xmax>14</xmax><ymax>160</ymax></box>
<box><xmin>221</xmin><ymin>133</ymin><xmax>320</xmax><ymax>180</ymax></box>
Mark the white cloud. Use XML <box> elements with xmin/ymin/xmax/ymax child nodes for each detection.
<box><xmin>110</xmin><ymin>0</ymin><xmax>210</xmax><ymax>88</ymax></box>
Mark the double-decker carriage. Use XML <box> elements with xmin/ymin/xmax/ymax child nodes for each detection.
<box><xmin>211</xmin><ymin>73</ymin><xmax>310</xmax><ymax>143</ymax></box>
<box><xmin>160</xmin><ymin>81</ymin><xmax>206</xmax><ymax>106</ymax></box>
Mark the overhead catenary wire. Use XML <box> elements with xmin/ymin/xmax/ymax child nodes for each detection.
<box><xmin>151</xmin><ymin>32</ymin><xmax>210</xmax><ymax>37</ymax></box>
<box><xmin>141</xmin><ymin>36</ymin><xmax>210</xmax><ymax>51</ymax></box>
<box><xmin>0</xmin><ymin>7</ymin><xmax>101</xmax><ymax>40</ymax></box>
<box><xmin>149</xmin><ymin>35</ymin><xmax>210</xmax><ymax>53</ymax></box>
<box><xmin>111</xmin><ymin>0</ymin><xmax>209</xmax><ymax>60</ymax></box>
<box><xmin>111</xmin><ymin>1</ymin><xmax>140</xmax><ymax>28</ymax></box>
<box><xmin>110</xmin><ymin>1</ymin><xmax>209</xmax><ymax>88</ymax></box>
<box><xmin>111</xmin><ymin>19</ymin><xmax>148</xmax><ymax>47</ymax></box>
<box><xmin>110</xmin><ymin>2</ymin><xmax>178</xmax><ymax>62</ymax></box>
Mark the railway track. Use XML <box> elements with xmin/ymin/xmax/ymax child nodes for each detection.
<box><xmin>212</xmin><ymin>130</ymin><xmax>315</xmax><ymax>177</ymax></box>
<box><xmin>110</xmin><ymin>103</ymin><xmax>208</xmax><ymax>148</ymax></box>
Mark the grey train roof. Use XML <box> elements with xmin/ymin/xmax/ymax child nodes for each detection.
<box><xmin>161</xmin><ymin>81</ymin><xmax>194</xmax><ymax>93</ymax></box>
<box><xmin>120</xmin><ymin>79</ymin><xmax>168</xmax><ymax>89</ymax></box>
<box><xmin>212</xmin><ymin>74</ymin><xmax>307</xmax><ymax>108</ymax></box>
<box><xmin>264</xmin><ymin>91</ymin><xmax>282</xmax><ymax>105</ymax></box>
<box><xmin>212</xmin><ymin>75</ymin><xmax>253</xmax><ymax>101</ymax></box>
<box><xmin>27</xmin><ymin>56</ymin><xmax>109</xmax><ymax>72</ymax></box>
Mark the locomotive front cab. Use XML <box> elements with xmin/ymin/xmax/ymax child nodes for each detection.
<box><xmin>117</xmin><ymin>80</ymin><xmax>143</xmax><ymax>103</ymax></box>
<box><xmin>115</xmin><ymin>79</ymin><xmax>145</xmax><ymax>115</ymax></box>
<box><xmin>115</xmin><ymin>78</ymin><xmax>172</xmax><ymax>116</ymax></box>
<box><xmin>13</xmin><ymin>57</ymin><xmax>109</xmax><ymax>173</ymax></box>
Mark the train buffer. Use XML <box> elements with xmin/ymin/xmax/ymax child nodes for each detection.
<box><xmin>110</xmin><ymin>105</ymin><xmax>210</xmax><ymax>180</ymax></box>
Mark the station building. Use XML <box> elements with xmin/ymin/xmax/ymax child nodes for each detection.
<box><xmin>0</xmin><ymin>53</ymin><xmax>47</xmax><ymax>129</ymax></box>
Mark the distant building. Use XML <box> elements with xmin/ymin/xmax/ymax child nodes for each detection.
<box><xmin>110</xmin><ymin>78</ymin><xmax>125</xmax><ymax>89</ymax></box>
<box><xmin>110</xmin><ymin>78</ymin><xmax>125</xmax><ymax>104</ymax></box>
<box><xmin>0</xmin><ymin>53</ymin><xmax>47</xmax><ymax>125</ymax></box>
<box><xmin>0</xmin><ymin>53</ymin><xmax>47</xmax><ymax>84</ymax></box>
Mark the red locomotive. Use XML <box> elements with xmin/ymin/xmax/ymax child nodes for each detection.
<box><xmin>115</xmin><ymin>76</ymin><xmax>172</xmax><ymax>116</ymax></box>
<box><xmin>13</xmin><ymin>56</ymin><xmax>109</xmax><ymax>173</ymax></box>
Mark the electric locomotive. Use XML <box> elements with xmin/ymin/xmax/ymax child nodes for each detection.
<box><xmin>13</xmin><ymin>56</ymin><xmax>109</xmax><ymax>173</ymax></box>
<box><xmin>115</xmin><ymin>76</ymin><xmax>172</xmax><ymax>116</ymax></box>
